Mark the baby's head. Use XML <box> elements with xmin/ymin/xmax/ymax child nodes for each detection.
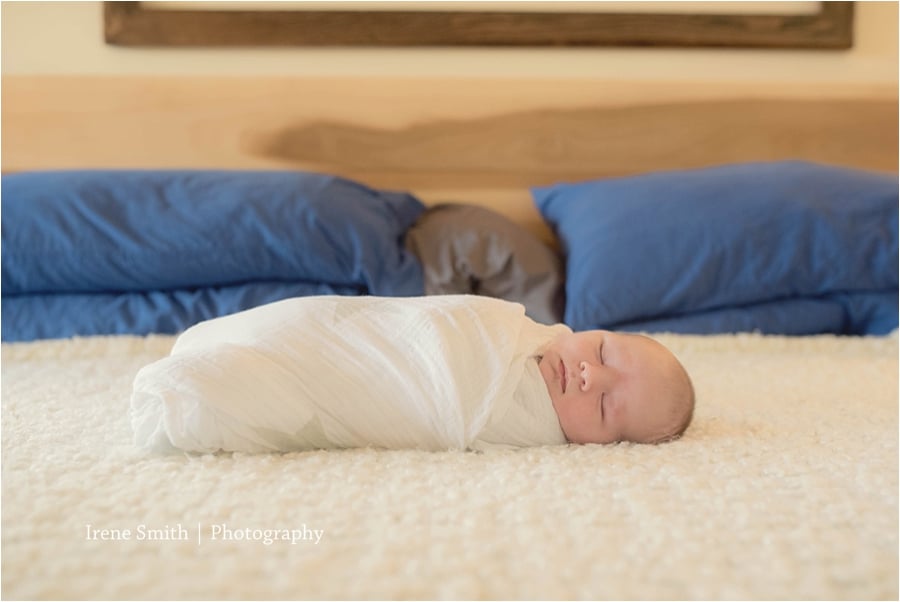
<box><xmin>537</xmin><ymin>329</ymin><xmax>694</xmax><ymax>445</ymax></box>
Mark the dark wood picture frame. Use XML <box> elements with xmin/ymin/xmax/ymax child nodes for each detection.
<box><xmin>104</xmin><ymin>1</ymin><xmax>854</xmax><ymax>49</ymax></box>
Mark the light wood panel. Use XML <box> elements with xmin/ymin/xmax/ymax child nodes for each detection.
<box><xmin>3</xmin><ymin>75</ymin><xmax>897</xmax><ymax>240</ymax></box>
<box><xmin>253</xmin><ymin>98</ymin><xmax>897</xmax><ymax>181</ymax></box>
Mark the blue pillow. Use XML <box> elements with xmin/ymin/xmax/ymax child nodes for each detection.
<box><xmin>2</xmin><ymin>282</ymin><xmax>363</xmax><ymax>342</ymax></box>
<box><xmin>607</xmin><ymin>291</ymin><xmax>898</xmax><ymax>336</ymax></box>
<box><xmin>533</xmin><ymin>162</ymin><xmax>898</xmax><ymax>335</ymax></box>
<box><xmin>2</xmin><ymin>170</ymin><xmax>425</xmax><ymax>297</ymax></box>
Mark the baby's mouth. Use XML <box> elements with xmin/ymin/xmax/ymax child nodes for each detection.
<box><xmin>560</xmin><ymin>360</ymin><xmax>567</xmax><ymax>393</ymax></box>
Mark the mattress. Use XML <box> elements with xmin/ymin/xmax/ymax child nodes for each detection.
<box><xmin>2</xmin><ymin>332</ymin><xmax>896</xmax><ymax>599</ymax></box>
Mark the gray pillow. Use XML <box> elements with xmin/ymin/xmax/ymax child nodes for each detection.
<box><xmin>405</xmin><ymin>203</ymin><xmax>564</xmax><ymax>325</ymax></box>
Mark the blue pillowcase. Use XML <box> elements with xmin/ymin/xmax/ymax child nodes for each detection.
<box><xmin>533</xmin><ymin>161</ymin><xmax>898</xmax><ymax>335</ymax></box>
<box><xmin>2</xmin><ymin>282</ymin><xmax>362</xmax><ymax>341</ymax></box>
<box><xmin>3</xmin><ymin>170</ymin><xmax>425</xmax><ymax>296</ymax></box>
<box><xmin>2</xmin><ymin>170</ymin><xmax>426</xmax><ymax>341</ymax></box>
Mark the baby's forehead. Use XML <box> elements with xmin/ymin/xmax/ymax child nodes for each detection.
<box><xmin>579</xmin><ymin>330</ymin><xmax>678</xmax><ymax>369</ymax></box>
<box><xmin>628</xmin><ymin>339</ymin><xmax>686</xmax><ymax>388</ymax></box>
<box><xmin>613</xmin><ymin>331</ymin><xmax>672</xmax><ymax>357</ymax></box>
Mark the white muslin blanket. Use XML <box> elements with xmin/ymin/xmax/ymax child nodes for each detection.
<box><xmin>131</xmin><ymin>295</ymin><xmax>569</xmax><ymax>453</ymax></box>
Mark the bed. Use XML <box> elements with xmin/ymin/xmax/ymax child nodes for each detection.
<box><xmin>2</xmin><ymin>76</ymin><xmax>898</xmax><ymax>600</ymax></box>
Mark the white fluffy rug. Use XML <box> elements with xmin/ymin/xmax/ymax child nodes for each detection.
<box><xmin>2</xmin><ymin>333</ymin><xmax>897</xmax><ymax>600</ymax></box>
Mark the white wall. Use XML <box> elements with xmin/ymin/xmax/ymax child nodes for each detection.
<box><xmin>2</xmin><ymin>1</ymin><xmax>897</xmax><ymax>85</ymax></box>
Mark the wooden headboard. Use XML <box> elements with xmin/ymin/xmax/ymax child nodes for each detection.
<box><xmin>3</xmin><ymin>76</ymin><xmax>896</xmax><ymax>240</ymax></box>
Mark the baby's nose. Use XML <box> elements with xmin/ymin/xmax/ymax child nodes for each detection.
<box><xmin>579</xmin><ymin>361</ymin><xmax>590</xmax><ymax>391</ymax></box>
<box><xmin>579</xmin><ymin>360</ymin><xmax>610</xmax><ymax>393</ymax></box>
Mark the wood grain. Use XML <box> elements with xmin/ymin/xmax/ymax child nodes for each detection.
<box><xmin>3</xmin><ymin>75</ymin><xmax>895</xmax><ymax>240</ymax></box>
<box><xmin>250</xmin><ymin>99</ymin><xmax>898</xmax><ymax>184</ymax></box>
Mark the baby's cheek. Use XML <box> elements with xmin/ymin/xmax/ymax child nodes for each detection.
<box><xmin>568</xmin><ymin>396</ymin><xmax>596</xmax><ymax>425</ymax></box>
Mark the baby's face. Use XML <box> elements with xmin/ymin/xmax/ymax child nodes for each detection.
<box><xmin>537</xmin><ymin>330</ymin><xmax>692</xmax><ymax>444</ymax></box>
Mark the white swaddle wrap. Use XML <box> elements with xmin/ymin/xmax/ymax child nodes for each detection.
<box><xmin>132</xmin><ymin>295</ymin><xmax>569</xmax><ymax>453</ymax></box>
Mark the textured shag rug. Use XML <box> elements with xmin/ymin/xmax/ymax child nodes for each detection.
<box><xmin>2</xmin><ymin>333</ymin><xmax>897</xmax><ymax>600</ymax></box>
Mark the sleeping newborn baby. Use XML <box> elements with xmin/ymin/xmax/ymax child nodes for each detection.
<box><xmin>132</xmin><ymin>295</ymin><xmax>693</xmax><ymax>453</ymax></box>
<box><xmin>536</xmin><ymin>329</ymin><xmax>694</xmax><ymax>445</ymax></box>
